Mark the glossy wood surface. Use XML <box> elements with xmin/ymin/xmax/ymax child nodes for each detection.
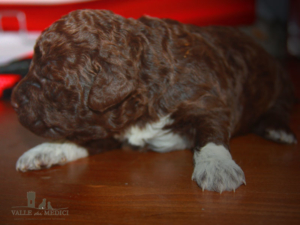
<box><xmin>0</xmin><ymin>60</ymin><xmax>299</xmax><ymax>225</ymax></box>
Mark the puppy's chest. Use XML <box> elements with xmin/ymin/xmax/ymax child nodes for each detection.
<box><xmin>115</xmin><ymin>116</ymin><xmax>191</xmax><ymax>152</ymax></box>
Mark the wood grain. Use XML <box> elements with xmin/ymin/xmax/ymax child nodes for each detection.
<box><xmin>0</xmin><ymin>60</ymin><xmax>299</xmax><ymax>225</ymax></box>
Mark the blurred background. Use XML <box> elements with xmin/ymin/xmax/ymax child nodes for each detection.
<box><xmin>0</xmin><ymin>0</ymin><xmax>299</xmax><ymax>100</ymax></box>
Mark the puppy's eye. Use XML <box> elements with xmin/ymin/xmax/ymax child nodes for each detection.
<box><xmin>30</xmin><ymin>82</ymin><xmax>41</xmax><ymax>89</ymax></box>
<box><xmin>34</xmin><ymin>120</ymin><xmax>42</xmax><ymax>127</ymax></box>
<box><xmin>52</xmin><ymin>126</ymin><xmax>64</xmax><ymax>134</ymax></box>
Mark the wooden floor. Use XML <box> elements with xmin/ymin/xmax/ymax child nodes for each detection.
<box><xmin>0</xmin><ymin>60</ymin><xmax>300</xmax><ymax>225</ymax></box>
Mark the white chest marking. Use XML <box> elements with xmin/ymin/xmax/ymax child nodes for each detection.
<box><xmin>121</xmin><ymin>116</ymin><xmax>190</xmax><ymax>152</ymax></box>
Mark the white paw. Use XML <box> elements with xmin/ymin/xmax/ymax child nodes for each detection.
<box><xmin>16</xmin><ymin>141</ymin><xmax>88</xmax><ymax>172</ymax></box>
<box><xmin>267</xmin><ymin>129</ymin><xmax>297</xmax><ymax>144</ymax></box>
<box><xmin>192</xmin><ymin>143</ymin><xmax>245</xmax><ymax>193</ymax></box>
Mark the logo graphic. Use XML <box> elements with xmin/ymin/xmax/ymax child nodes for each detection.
<box><xmin>12</xmin><ymin>191</ymin><xmax>69</xmax><ymax>219</ymax></box>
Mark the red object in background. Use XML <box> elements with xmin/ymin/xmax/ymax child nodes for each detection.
<box><xmin>0</xmin><ymin>74</ymin><xmax>21</xmax><ymax>98</ymax></box>
<box><xmin>0</xmin><ymin>0</ymin><xmax>255</xmax><ymax>31</ymax></box>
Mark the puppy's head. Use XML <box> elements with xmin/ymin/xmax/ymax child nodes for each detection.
<box><xmin>11</xmin><ymin>10</ymin><xmax>146</xmax><ymax>143</ymax></box>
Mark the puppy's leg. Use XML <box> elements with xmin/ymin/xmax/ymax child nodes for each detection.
<box><xmin>172</xmin><ymin>106</ymin><xmax>245</xmax><ymax>192</ymax></box>
<box><xmin>16</xmin><ymin>138</ymin><xmax>121</xmax><ymax>172</ymax></box>
<box><xmin>192</xmin><ymin>143</ymin><xmax>245</xmax><ymax>193</ymax></box>
<box><xmin>16</xmin><ymin>141</ymin><xmax>88</xmax><ymax>172</ymax></box>
<box><xmin>252</xmin><ymin>74</ymin><xmax>297</xmax><ymax>144</ymax></box>
<box><xmin>253</xmin><ymin>110</ymin><xmax>297</xmax><ymax>145</ymax></box>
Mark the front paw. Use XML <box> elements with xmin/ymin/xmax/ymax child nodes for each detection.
<box><xmin>192</xmin><ymin>143</ymin><xmax>246</xmax><ymax>193</ymax></box>
<box><xmin>16</xmin><ymin>142</ymin><xmax>88</xmax><ymax>172</ymax></box>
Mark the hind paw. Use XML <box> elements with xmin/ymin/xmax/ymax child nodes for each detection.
<box><xmin>266</xmin><ymin>129</ymin><xmax>297</xmax><ymax>144</ymax></box>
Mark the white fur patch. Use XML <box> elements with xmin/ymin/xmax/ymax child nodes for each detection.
<box><xmin>192</xmin><ymin>143</ymin><xmax>245</xmax><ymax>193</ymax></box>
<box><xmin>16</xmin><ymin>141</ymin><xmax>88</xmax><ymax>172</ymax></box>
<box><xmin>267</xmin><ymin>129</ymin><xmax>297</xmax><ymax>144</ymax></box>
<box><xmin>119</xmin><ymin>115</ymin><xmax>190</xmax><ymax>152</ymax></box>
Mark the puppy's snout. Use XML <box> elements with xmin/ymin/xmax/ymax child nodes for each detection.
<box><xmin>11</xmin><ymin>89</ymin><xmax>22</xmax><ymax>111</ymax></box>
<box><xmin>11</xmin><ymin>99</ymin><xmax>19</xmax><ymax>110</ymax></box>
<box><xmin>11</xmin><ymin>79</ymin><xmax>41</xmax><ymax>110</ymax></box>
<box><xmin>11</xmin><ymin>89</ymin><xmax>30</xmax><ymax>111</ymax></box>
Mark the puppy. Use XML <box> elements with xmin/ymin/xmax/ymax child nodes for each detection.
<box><xmin>11</xmin><ymin>10</ymin><xmax>297</xmax><ymax>193</ymax></box>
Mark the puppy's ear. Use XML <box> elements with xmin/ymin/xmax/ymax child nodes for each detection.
<box><xmin>88</xmin><ymin>65</ymin><xmax>135</xmax><ymax>112</ymax></box>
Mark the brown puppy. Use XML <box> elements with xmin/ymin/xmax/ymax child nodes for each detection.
<box><xmin>11</xmin><ymin>10</ymin><xmax>297</xmax><ymax>192</ymax></box>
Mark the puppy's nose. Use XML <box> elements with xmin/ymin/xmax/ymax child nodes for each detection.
<box><xmin>11</xmin><ymin>100</ymin><xmax>19</xmax><ymax>109</ymax></box>
<box><xmin>11</xmin><ymin>88</ymin><xmax>29</xmax><ymax>110</ymax></box>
